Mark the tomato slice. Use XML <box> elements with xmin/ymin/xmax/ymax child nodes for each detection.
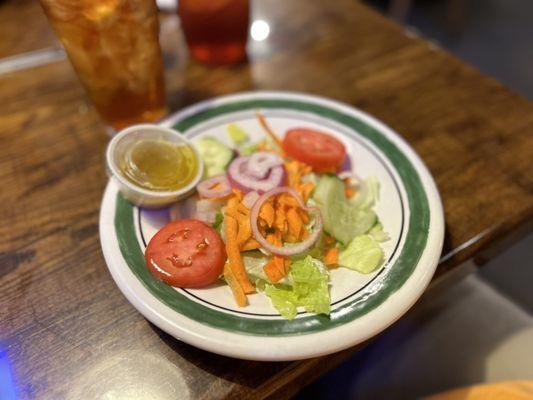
<box><xmin>145</xmin><ymin>219</ymin><xmax>226</xmax><ymax>288</ymax></box>
<box><xmin>282</xmin><ymin>128</ymin><xmax>346</xmax><ymax>172</ymax></box>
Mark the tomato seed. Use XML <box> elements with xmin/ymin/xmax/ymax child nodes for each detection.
<box><xmin>167</xmin><ymin>228</ymin><xmax>191</xmax><ymax>242</ymax></box>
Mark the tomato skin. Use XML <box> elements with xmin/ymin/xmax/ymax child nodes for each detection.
<box><xmin>283</xmin><ymin>128</ymin><xmax>346</xmax><ymax>172</ymax></box>
<box><xmin>145</xmin><ymin>219</ymin><xmax>226</xmax><ymax>288</ymax></box>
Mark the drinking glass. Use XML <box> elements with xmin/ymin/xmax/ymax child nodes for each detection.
<box><xmin>178</xmin><ymin>0</ymin><xmax>249</xmax><ymax>65</ymax></box>
<box><xmin>40</xmin><ymin>0</ymin><xmax>168</xmax><ymax>131</ymax></box>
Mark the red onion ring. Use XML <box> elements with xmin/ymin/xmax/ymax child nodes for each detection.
<box><xmin>337</xmin><ymin>171</ymin><xmax>354</xmax><ymax>180</ymax></box>
<box><xmin>169</xmin><ymin>194</ymin><xmax>197</xmax><ymax>220</ymax></box>
<box><xmin>197</xmin><ymin>175</ymin><xmax>232</xmax><ymax>199</ymax></box>
<box><xmin>246</xmin><ymin>152</ymin><xmax>283</xmax><ymax>179</ymax></box>
<box><xmin>196</xmin><ymin>198</ymin><xmax>225</xmax><ymax>212</ymax></box>
<box><xmin>242</xmin><ymin>191</ymin><xmax>260</xmax><ymax>209</ymax></box>
<box><xmin>227</xmin><ymin>156</ymin><xmax>285</xmax><ymax>194</ymax></box>
<box><xmin>339</xmin><ymin>154</ymin><xmax>352</xmax><ymax>172</ymax></box>
<box><xmin>194</xmin><ymin>210</ymin><xmax>219</xmax><ymax>224</ymax></box>
<box><xmin>249</xmin><ymin>187</ymin><xmax>323</xmax><ymax>256</ymax></box>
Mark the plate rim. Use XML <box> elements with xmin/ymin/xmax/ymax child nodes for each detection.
<box><xmin>99</xmin><ymin>90</ymin><xmax>444</xmax><ymax>361</ymax></box>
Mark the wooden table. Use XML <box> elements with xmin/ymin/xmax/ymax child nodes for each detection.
<box><xmin>1</xmin><ymin>0</ymin><xmax>532</xmax><ymax>398</ymax></box>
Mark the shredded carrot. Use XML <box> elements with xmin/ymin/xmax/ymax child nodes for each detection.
<box><xmin>298</xmin><ymin>207</ymin><xmax>310</xmax><ymax>224</ymax></box>
<box><xmin>232</xmin><ymin>189</ymin><xmax>244</xmax><ymax>201</ymax></box>
<box><xmin>264</xmin><ymin>258</ymin><xmax>284</xmax><ymax>283</ymax></box>
<box><xmin>284</xmin><ymin>161</ymin><xmax>315</xmax><ymax>202</ymax></box>
<box><xmin>266</xmin><ymin>233</ymin><xmax>276</xmax><ymax>245</ymax></box>
<box><xmin>274</xmin><ymin>207</ymin><xmax>286</xmax><ymax>233</ymax></box>
<box><xmin>266</xmin><ymin>231</ymin><xmax>286</xmax><ymax>248</ymax></box>
<box><xmin>298</xmin><ymin>182</ymin><xmax>315</xmax><ymax>202</ymax></box>
<box><xmin>224</xmin><ymin>198</ymin><xmax>255</xmax><ymax>294</ymax></box>
<box><xmin>284</xmin><ymin>258</ymin><xmax>291</xmax><ymax>274</ymax></box>
<box><xmin>324</xmin><ymin>247</ymin><xmax>339</xmax><ymax>267</ymax></box>
<box><xmin>345</xmin><ymin>187</ymin><xmax>355</xmax><ymax>198</ymax></box>
<box><xmin>283</xmin><ymin>233</ymin><xmax>297</xmax><ymax>243</ymax></box>
<box><xmin>274</xmin><ymin>255</ymin><xmax>287</xmax><ymax>275</ymax></box>
<box><xmin>278</xmin><ymin>193</ymin><xmax>302</xmax><ymax>208</ymax></box>
<box><xmin>256</xmin><ymin>192</ymin><xmax>315</xmax><ymax>248</ymax></box>
<box><xmin>284</xmin><ymin>160</ymin><xmax>302</xmax><ymax>188</ymax></box>
<box><xmin>236</xmin><ymin>219</ymin><xmax>252</xmax><ymax>246</ymax></box>
<box><xmin>286</xmin><ymin>208</ymin><xmax>303</xmax><ymax>239</ymax></box>
<box><xmin>236</xmin><ymin>203</ymin><xmax>250</xmax><ymax>214</ymax></box>
<box><xmin>263</xmin><ymin>255</ymin><xmax>291</xmax><ymax>283</ymax></box>
<box><xmin>324</xmin><ymin>234</ymin><xmax>336</xmax><ymax>245</ymax></box>
<box><xmin>223</xmin><ymin>262</ymin><xmax>247</xmax><ymax>306</ymax></box>
<box><xmin>259</xmin><ymin>201</ymin><xmax>275</xmax><ymax>227</ymax></box>
<box><xmin>257</xmin><ymin>112</ymin><xmax>284</xmax><ymax>150</ymax></box>
<box><xmin>225</xmin><ymin>194</ymin><xmax>255</xmax><ymax>247</ymax></box>
<box><xmin>224</xmin><ymin>207</ymin><xmax>243</xmax><ymax>220</ymax></box>
<box><xmin>240</xmin><ymin>237</ymin><xmax>260</xmax><ymax>251</ymax></box>
<box><xmin>343</xmin><ymin>178</ymin><xmax>357</xmax><ymax>199</ymax></box>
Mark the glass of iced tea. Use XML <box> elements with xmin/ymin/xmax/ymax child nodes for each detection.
<box><xmin>39</xmin><ymin>0</ymin><xmax>167</xmax><ymax>131</ymax></box>
<box><xmin>178</xmin><ymin>0</ymin><xmax>249</xmax><ymax>65</ymax></box>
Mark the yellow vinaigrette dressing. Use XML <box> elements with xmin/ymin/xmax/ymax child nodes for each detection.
<box><xmin>120</xmin><ymin>139</ymin><xmax>199</xmax><ymax>191</ymax></box>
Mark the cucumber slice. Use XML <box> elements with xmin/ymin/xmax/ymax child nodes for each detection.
<box><xmin>313</xmin><ymin>175</ymin><xmax>377</xmax><ymax>244</ymax></box>
<box><xmin>227</xmin><ymin>123</ymin><xmax>249</xmax><ymax>144</ymax></box>
<box><xmin>195</xmin><ymin>137</ymin><xmax>234</xmax><ymax>177</ymax></box>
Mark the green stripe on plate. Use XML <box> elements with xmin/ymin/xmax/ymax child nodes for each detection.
<box><xmin>114</xmin><ymin>98</ymin><xmax>430</xmax><ymax>336</ymax></box>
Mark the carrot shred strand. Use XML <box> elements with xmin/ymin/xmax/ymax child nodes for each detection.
<box><xmin>324</xmin><ymin>247</ymin><xmax>339</xmax><ymax>267</ymax></box>
<box><xmin>224</xmin><ymin>203</ymin><xmax>255</xmax><ymax>294</ymax></box>
<box><xmin>223</xmin><ymin>263</ymin><xmax>247</xmax><ymax>306</ymax></box>
<box><xmin>257</xmin><ymin>112</ymin><xmax>284</xmax><ymax>150</ymax></box>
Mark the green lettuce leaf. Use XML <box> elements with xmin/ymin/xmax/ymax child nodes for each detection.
<box><xmin>260</xmin><ymin>256</ymin><xmax>330</xmax><ymax>319</ymax></box>
<box><xmin>211</xmin><ymin>211</ymin><xmax>224</xmax><ymax>232</ymax></box>
<box><xmin>242</xmin><ymin>251</ymin><xmax>270</xmax><ymax>282</ymax></box>
<box><xmin>264</xmin><ymin>284</ymin><xmax>299</xmax><ymax>319</ymax></box>
<box><xmin>339</xmin><ymin>234</ymin><xmax>383</xmax><ymax>274</ymax></box>
<box><xmin>369</xmin><ymin>222</ymin><xmax>390</xmax><ymax>242</ymax></box>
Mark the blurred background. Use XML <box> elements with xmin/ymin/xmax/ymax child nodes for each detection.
<box><xmin>296</xmin><ymin>0</ymin><xmax>533</xmax><ymax>398</ymax></box>
<box><xmin>1</xmin><ymin>0</ymin><xmax>531</xmax><ymax>398</ymax></box>
<box><xmin>367</xmin><ymin>0</ymin><xmax>533</xmax><ymax>99</ymax></box>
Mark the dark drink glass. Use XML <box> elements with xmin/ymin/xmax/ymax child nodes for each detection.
<box><xmin>178</xmin><ymin>0</ymin><xmax>249</xmax><ymax>65</ymax></box>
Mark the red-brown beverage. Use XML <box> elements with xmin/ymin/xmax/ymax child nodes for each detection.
<box><xmin>40</xmin><ymin>0</ymin><xmax>167</xmax><ymax>131</ymax></box>
<box><xmin>178</xmin><ymin>0</ymin><xmax>249</xmax><ymax>65</ymax></box>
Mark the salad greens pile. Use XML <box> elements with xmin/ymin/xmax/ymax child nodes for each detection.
<box><xmin>195</xmin><ymin>123</ymin><xmax>390</xmax><ymax>320</ymax></box>
<box><xmin>259</xmin><ymin>256</ymin><xmax>330</xmax><ymax>319</ymax></box>
<box><xmin>247</xmin><ymin>173</ymin><xmax>388</xmax><ymax>319</ymax></box>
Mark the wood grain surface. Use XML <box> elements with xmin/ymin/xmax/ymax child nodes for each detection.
<box><xmin>1</xmin><ymin>0</ymin><xmax>532</xmax><ymax>399</ymax></box>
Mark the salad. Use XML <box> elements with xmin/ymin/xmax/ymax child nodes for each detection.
<box><xmin>144</xmin><ymin>114</ymin><xmax>389</xmax><ymax>320</ymax></box>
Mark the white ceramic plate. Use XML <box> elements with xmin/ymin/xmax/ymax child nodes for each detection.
<box><xmin>99</xmin><ymin>91</ymin><xmax>444</xmax><ymax>361</ymax></box>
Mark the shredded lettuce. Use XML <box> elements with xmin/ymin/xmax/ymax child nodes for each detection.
<box><xmin>211</xmin><ymin>211</ymin><xmax>224</xmax><ymax>232</ymax></box>
<box><xmin>264</xmin><ymin>284</ymin><xmax>299</xmax><ymax>319</ymax></box>
<box><xmin>369</xmin><ymin>222</ymin><xmax>390</xmax><ymax>242</ymax></box>
<box><xmin>290</xmin><ymin>244</ymin><xmax>323</xmax><ymax>263</ymax></box>
<box><xmin>260</xmin><ymin>256</ymin><xmax>330</xmax><ymax>319</ymax></box>
<box><xmin>339</xmin><ymin>235</ymin><xmax>383</xmax><ymax>274</ymax></box>
<box><xmin>227</xmin><ymin>123</ymin><xmax>249</xmax><ymax>144</ymax></box>
<box><xmin>242</xmin><ymin>251</ymin><xmax>270</xmax><ymax>282</ymax></box>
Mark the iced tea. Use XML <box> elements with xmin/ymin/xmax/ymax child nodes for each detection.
<box><xmin>179</xmin><ymin>0</ymin><xmax>249</xmax><ymax>65</ymax></box>
<box><xmin>40</xmin><ymin>0</ymin><xmax>167</xmax><ymax>131</ymax></box>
